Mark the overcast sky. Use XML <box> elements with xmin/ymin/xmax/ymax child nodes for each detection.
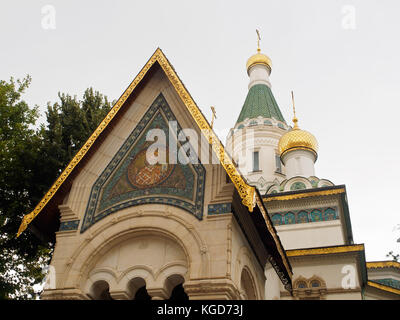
<box><xmin>1</xmin><ymin>0</ymin><xmax>399</xmax><ymax>261</ymax></box>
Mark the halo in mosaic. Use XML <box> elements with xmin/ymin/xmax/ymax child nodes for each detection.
<box><xmin>81</xmin><ymin>94</ymin><xmax>205</xmax><ymax>232</ymax></box>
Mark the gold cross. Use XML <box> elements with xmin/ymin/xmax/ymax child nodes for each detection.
<box><xmin>256</xmin><ymin>29</ymin><xmax>261</xmax><ymax>52</ymax></box>
<box><xmin>291</xmin><ymin>91</ymin><xmax>299</xmax><ymax>128</ymax></box>
<box><xmin>210</xmin><ymin>106</ymin><xmax>217</xmax><ymax>129</ymax></box>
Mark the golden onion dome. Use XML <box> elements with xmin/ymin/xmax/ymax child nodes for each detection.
<box><xmin>278</xmin><ymin>118</ymin><xmax>318</xmax><ymax>158</ymax></box>
<box><xmin>246</xmin><ymin>49</ymin><xmax>272</xmax><ymax>74</ymax></box>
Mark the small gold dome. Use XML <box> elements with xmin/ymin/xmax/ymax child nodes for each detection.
<box><xmin>278</xmin><ymin>119</ymin><xmax>318</xmax><ymax>158</ymax></box>
<box><xmin>246</xmin><ymin>50</ymin><xmax>272</xmax><ymax>74</ymax></box>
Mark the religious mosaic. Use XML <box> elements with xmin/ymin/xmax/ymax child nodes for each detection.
<box><xmin>81</xmin><ymin>94</ymin><xmax>205</xmax><ymax>232</ymax></box>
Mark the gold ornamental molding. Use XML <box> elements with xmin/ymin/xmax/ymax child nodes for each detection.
<box><xmin>286</xmin><ymin>244</ymin><xmax>365</xmax><ymax>257</ymax></box>
<box><xmin>367</xmin><ymin>281</ymin><xmax>400</xmax><ymax>295</ymax></box>
<box><xmin>366</xmin><ymin>261</ymin><xmax>400</xmax><ymax>269</ymax></box>
<box><xmin>264</xmin><ymin>188</ymin><xmax>345</xmax><ymax>202</ymax></box>
<box><xmin>17</xmin><ymin>48</ymin><xmax>256</xmax><ymax>237</ymax></box>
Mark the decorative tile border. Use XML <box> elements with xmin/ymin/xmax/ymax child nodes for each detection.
<box><xmin>208</xmin><ymin>203</ymin><xmax>232</xmax><ymax>215</ymax></box>
<box><xmin>59</xmin><ymin>220</ymin><xmax>80</xmax><ymax>231</ymax></box>
<box><xmin>270</xmin><ymin>206</ymin><xmax>338</xmax><ymax>226</ymax></box>
<box><xmin>81</xmin><ymin>93</ymin><xmax>205</xmax><ymax>233</ymax></box>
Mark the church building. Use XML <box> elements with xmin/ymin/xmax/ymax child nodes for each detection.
<box><xmin>18</xmin><ymin>44</ymin><xmax>400</xmax><ymax>300</ymax></box>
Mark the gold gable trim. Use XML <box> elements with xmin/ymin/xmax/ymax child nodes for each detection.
<box><xmin>367</xmin><ymin>281</ymin><xmax>400</xmax><ymax>295</ymax></box>
<box><xmin>286</xmin><ymin>244</ymin><xmax>364</xmax><ymax>257</ymax></box>
<box><xmin>264</xmin><ymin>188</ymin><xmax>345</xmax><ymax>202</ymax></box>
<box><xmin>17</xmin><ymin>48</ymin><xmax>256</xmax><ymax>237</ymax></box>
<box><xmin>367</xmin><ymin>261</ymin><xmax>400</xmax><ymax>269</ymax></box>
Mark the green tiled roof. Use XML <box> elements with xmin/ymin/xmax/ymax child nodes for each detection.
<box><xmin>236</xmin><ymin>84</ymin><xmax>286</xmax><ymax>124</ymax></box>
<box><xmin>373</xmin><ymin>278</ymin><xmax>400</xmax><ymax>290</ymax></box>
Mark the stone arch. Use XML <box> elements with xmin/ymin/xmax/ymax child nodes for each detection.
<box><xmin>81</xmin><ymin>232</ymin><xmax>188</xmax><ymax>299</ymax></box>
<box><xmin>89</xmin><ymin>280</ymin><xmax>112</xmax><ymax>300</ymax></box>
<box><xmin>308</xmin><ymin>275</ymin><xmax>326</xmax><ymax>288</ymax></box>
<box><xmin>240</xmin><ymin>267</ymin><xmax>257</xmax><ymax>300</ymax></box>
<box><xmin>164</xmin><ymin>274</ymin><xmax>188</xmax><ymax>300</ymax></box>
<box><xmin>234</xmin><ymin>246</ymin><xmax>263</xmax><ymax>300</ymax></box>
<box><xmin>292</xmin><ymin>275</ymin><xmax>327</xmax><ymax>299</ymax></box>
<box><xmin>62</xmin><ymin>205</ymin><xmax>210</xmax><ymax>295</ymax></box>
<box><xmin>127</xmin><ymin>277</ymin><xmax>148</xmax><ymax>299</ymax></box>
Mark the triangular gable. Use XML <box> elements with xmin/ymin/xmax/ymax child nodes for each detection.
<box><xmin>17</xmin><ymin>48</ymin><xmax>256</xmax><ymax>237</ymax></box>
<box><xmin>17</xmin><ymin>48</ymin><xmax>292</xmax><ymax>285</ymax></box>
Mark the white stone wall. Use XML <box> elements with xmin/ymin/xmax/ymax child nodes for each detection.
<box><xmin>282</xmin><ymin>149</ymin><xmax>316</xmax><ymax>179</ymax></box>
<box><xmin>248</xmin><ymin>64</ymin><xmax>271</xmax><ymax>89</ymax></box>
<box><xmin>276</xmin><ymin>220</ymin><xmax>346</xmax><ymax>250</ymax></box>
<box><xmin>280</xmin><ymin>255</ymin><xmax>363</xmax><ymax>300</ymax></box>
<box><xmin>226</xmin><ymin>123</ymin><xmax>287</xmax><ymax>193</ymax></box>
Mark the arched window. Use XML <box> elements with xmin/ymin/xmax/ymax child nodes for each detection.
<box><xmin>284</xmin><ymin>212</ymin><xmax>296</xmax><ymax>225</ymax></box>
<box><xmin>310</xmin><ymin>209</ymin><xmax>323</xmax><ymax>222</ymax></box>
<box><xmin>240</xmin><ymin>268</ymin><xmax>257</xmax><ymax>300</ymax></box>
<box><xmin>168</xmin><ymin>284</ymin><xmax>189</xmax><ymax>301</ymax></box>
<box><xmin>277</xmin><ymin>123</ymin><xmax>285</xmax><ymax>129</ymax></box>
<box><xmin>90</xmin><ymin>280</ymin><xmax>113</xmax><ymax>300</ymax></box>
<box><xmin>129</xmin><ymin>277</ymin><xmax>151</xmax><ymax>300</ymax></box>
<box><xmin>166</xmin><ymin>274</ymin><xmax>188</xmax><ymax>301</ymax></box>
<box><xmin>297</xmin><ymin>281</ymin><xmax>307</xmax><ymax>289</ymax></box>
<box><xmin>134</xmin><ymin>286</ymin><xmax>152</xmax><ymax>300</ymax></box>
<box><xmin>297</xmin><ymin>211</ymin><xmax>309</xmax><ymax>223</ymax></box>
<box><xmin>323</xmin><ymin>208</ymin><xmax>336</xmax><ymax>221</ymax></box>
<box><xmin>310</xmin><ymin>280</ymin><xmax>321</xmax><ymax>288</ymax></box>
<box><xmin>271</xmin><ymin>214</ymin><xmax>282</xmax><ymax>226</ymax></box>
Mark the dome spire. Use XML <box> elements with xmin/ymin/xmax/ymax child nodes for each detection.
<box><xmin>291</xmin><ymin>91</ymin><xmax>299</xmax><ymax>129</ymax></box>
<box><xmin>278</xmin><ymin>92</ymin><xmax>319</xmax><ymax>162</ymax></box>
<box><xmin>246</xmin><ymin>29</ymin><xmax>272</xmax><ymax>75</ymax></box>
<box><xmin>256</xmin><ymin>29</ymin><xmax>261</xmax><ymax>53</ymax></box>
<box><xmin>277</xmin><ymin>92</ymin><xmax>319</xmax><ymax>178</ymax></box>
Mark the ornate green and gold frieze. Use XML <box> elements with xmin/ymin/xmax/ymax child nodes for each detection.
<box><xmin>270</xmin><ymin>207</ymin><xmax>338</xmax><ymax>226</ymax></box>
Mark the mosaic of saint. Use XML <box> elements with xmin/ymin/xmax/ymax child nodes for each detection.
<box><xmin>81</xmin><ymin>94</ymin><xmax>205</xmax><ymax>232</ymax></box>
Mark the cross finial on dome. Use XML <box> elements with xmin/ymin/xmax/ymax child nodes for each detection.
<box><xmin>291</xmin><ymin>91</ymin><xmax>299</xmax><ymax>129</ymax></box>
<box><xmin>256</xmin><ymin>29</ymin><xmax>261</xmax><ymax>52</ymax></box>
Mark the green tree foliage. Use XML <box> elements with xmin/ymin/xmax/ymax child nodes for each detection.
<box><xmin>38</xmin><ymin>88</ymin><xmax>112</xmax><ymax>195</ymax></box>
<box><xmin>0</xmin><ymin>76</ymin><xmax>112</xmax><ymax>299</ymax></box>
